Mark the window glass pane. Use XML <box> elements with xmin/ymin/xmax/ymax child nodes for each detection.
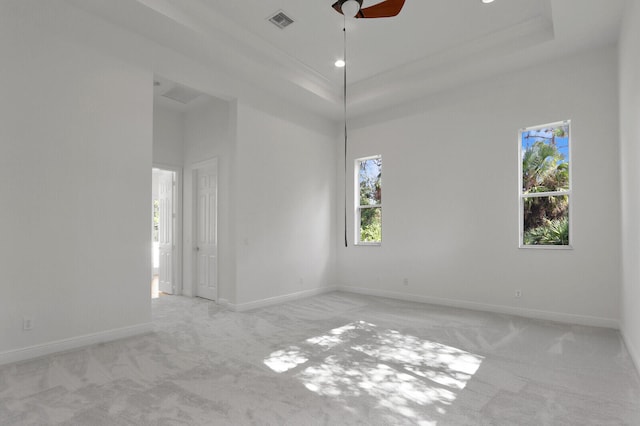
<box><xmin>521</xmin><ymin>124</ymin><xmax>569</xmax><ymax>193</ymax></box>
<box><xmin>359</xmin><ymin>158</ymin><xmax>382</xmax><ymax>206</ymax></box>
<box><xmin>522</xmin><ymin>195</ymin><xmax>569</xmax><ymax>246</ymax></box>
<box><xmin>360</xmin><ymin>207</ymin><xmax>381</xmax><ymax>243</ymax></box>
<box><xmin>153</xmin><ymin>199</ymin><xmax>159</xmax><ymax>243</ymax></box>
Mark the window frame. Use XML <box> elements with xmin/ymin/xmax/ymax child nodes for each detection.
<box><xmin>518</xmin><ymin>120</ymin><xmax>573</xmax><ymax>249</ymax></box>
<box><xmin>355</xmin><ymin>155</ymin><xmax>382</xmax><ymax>246</ymax></box>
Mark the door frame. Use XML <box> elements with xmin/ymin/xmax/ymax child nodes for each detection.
<box><xmin>192</xmin><ymin>157</ymin><xmax>219</xmax><ymax>302</ymax></box>
<box><xmin>152</xmin><ymin>163</ymin><xmax>183</xmax><ymax>295</ymax></box>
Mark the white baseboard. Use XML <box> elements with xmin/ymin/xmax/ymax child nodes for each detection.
<box><xmin>0</xmin><ymin>322</ymin><xmax>154</xmax><ymax>366</ymax></box>
<box><xmin>621</xmin><ymin>328</ymin><xmax>640</xmax><ymax>377</ymax></box>
<box><xmin>338</xmin><ymin>285</ymin><xmax>619</xmax><ymax>329</ymax></box>
<box><xmin>229</xmin><ymin>286</ymin><xmax>338</xmax><ymax>312</ymax></box>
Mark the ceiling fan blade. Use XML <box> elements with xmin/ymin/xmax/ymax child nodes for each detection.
<box><xmin>359</xmin><ymin>0</ymin><xmax>406</xmax><ymax>18</ymax></box>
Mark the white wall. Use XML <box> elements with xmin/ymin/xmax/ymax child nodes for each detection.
<box><xmin>52</xmin><ymin>0</ymin><xmax>339</xmax><ymax>310</ymax></box>
<box><xmin>4</xmin><ymin>0</ymin><xmax>628</xmax><ymax>367</ymax></box>
<box><xmin>158</xmin><ymin>93</ymin><xmax>337</xmax><ymax>309</ymax></box>
<box><xmin>0</xmin><ymin>0</ymin><xmax>337</xmax><ymax>363</ymax></box>
<box><xmin>182</xmin><ymin>97</ymin><xmax>236</xmax><ymax>303</ymax></box>
<box><xmin>337</xmin><ymin>46</ymin><xmax>621</xmax><ymax>327</ymax></box>
<box><xmin>153</xmin><ymin>105</ymin><xmax>184</xmax><ymax>167</ymax></box>
<box><xmin>234</xmin><ymin>104</ymin><xmax>337</xmax><ymax>308</ymax></box>
<box><xmin>619</xmin><ymin>0</ymin><xmax>640</xmax><ymax>370</ymax></box>
<box><xmin>0</xmin><ymin>1</ymin><xmax>152</xmax><ymax>360</ymax></box>
<box><xmin>158</xmin><ymin>94</ymin><xmax>338</xmax><ymax>309</ymax></box>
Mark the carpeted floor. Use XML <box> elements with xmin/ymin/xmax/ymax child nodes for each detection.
<box><xmin>1</xmin><ymin>292</ymin><xmax>639</xmax><ymax>425</ymax></box>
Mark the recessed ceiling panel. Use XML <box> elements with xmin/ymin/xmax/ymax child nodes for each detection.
<box><xmin>67</xmin><ymin>0</ymin><xmax>626</xmax><ymax>119</ymax></box>
<box><xmin>198</xmin><ymin>0</ymin><xmax>551</xmax><ymax>84</ymax></box>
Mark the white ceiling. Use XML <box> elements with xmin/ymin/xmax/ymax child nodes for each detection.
<box><xmin>201</xmin><ymin>0</ymin><xmax>549</xmax><ymax>84</ymax></box>
<box><xmin>66</xmin><ymin>0</ymin><xmax>626</xmax><ymax>120</ymax></box>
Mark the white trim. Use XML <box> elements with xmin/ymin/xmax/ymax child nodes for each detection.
<box><xmin>522</xmin><ymin>190</ymin><xmax>572</xmax><ymax>199</ymax></box>
<box><xmin>518</xmin><ymin>120</ymin><xmax>572</xmax><ymax>248</ymax></box>
<box><xmin>191</xmin><ymin>157</ymin><xmax>218</xmax><ymax>170</ymax></box>
<box><xmin>519</xmin><ymin>120</ymin><xmax>570</xmax><ymax>133</ymax></box>
<box><xmin>0</xmin><ymin>323</ymin><xmax>154</xmax><ymax>366</ymax></box>
<box><xmin>153</xmin><ymin>164</ymin><xmax>184</xmax><ymax>295</ymax></box>
<box><xmin>355</xmin><ymin>155</ymin><xmax>382</xmax><ymax>246</ymax></box>
<box><xmin>228</xmin><ymin>286</ymin><xmax>338</xmax><ymax>312</ymax></box>
<box><xmin>519</xmin><ymin>244</ymin><xmax>573</xmax><ymax>250</ymax></box>
<box><xmin>621</xmin><ymin>329</ymin><xmax>640</xmax><ymax>378</ymax></box>
<box><xmin>338</xmin><ymin>285</ymin><xmax>619</xmax><ymax>329</ymax></box>
<box><xmin>152</xmin><ymin>162</ymin><xmax>183</xmax><ymax>171</ymax></box>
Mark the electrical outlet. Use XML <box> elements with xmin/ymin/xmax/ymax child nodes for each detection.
<box><xmin>403</xmin><ymin>278</ymin><xmax>409</xmax><ymax>285</ymax></box>
<box><xmin>299</xmin><ymin>277</ymin><xmax>304</xmax><ymax>285</ymax></box>
<box><xmin>515</xmin><ymin>290</ymin><xmax>522</xmax><ymax>298</ymax></box>
<box><xmin>23</xmin><ymin>317</ymin><xmax>33</xmax><ymax>331</ymax></box>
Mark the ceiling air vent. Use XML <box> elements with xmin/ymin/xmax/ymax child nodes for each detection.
<box><xmin>268</xmin><ymin>10</ymin><xmax>294</xmax><ymax>29</ymax></box>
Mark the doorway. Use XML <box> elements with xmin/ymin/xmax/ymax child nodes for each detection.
<box><xmin>152</xmin><ymin>167</ymin><xmax>180</xmax><ymax>298</ymax></box>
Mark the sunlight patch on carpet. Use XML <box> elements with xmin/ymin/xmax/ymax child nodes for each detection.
<box><xmin>264</xmin><ymin>321</ymin><xmax>483</xmax><ymax>424</ymax></box>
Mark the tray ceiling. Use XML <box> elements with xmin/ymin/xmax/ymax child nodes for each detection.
<box><xmin>66</xmin><ymin>0</ymin><xmax>625</xmax><ymax>120</ymax></box>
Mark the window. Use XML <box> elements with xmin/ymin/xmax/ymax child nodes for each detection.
<box><xmin>153</xmin><ymin>199</ymin><xmax>160</xmax><ymax>243</ymax></box>
<box><xmin>355</xmin><ymin>156</ymin><xmax>382</xmax><ymax>245</ymax></box>
<box><xmin>519</xmin><ymin>121</ymin><xmax>571</xmax><ymax>248</ymax></box>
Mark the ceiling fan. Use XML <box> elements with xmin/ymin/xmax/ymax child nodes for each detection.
<box><xmin>332</xmin><ymin>0</ymin><xmax>406</xmax><ymax>19</ymax></box>
<box><xmin>333</xmin><ymin>0</ymin><xmax>406</xmax><ymax>247</ymax></box>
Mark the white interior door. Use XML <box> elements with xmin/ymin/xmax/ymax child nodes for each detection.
<box><xmin>158</xmin><ymin>171</ymin><xmax>174</xmax><ymax>294</ymax></box>
<box><xmin>195</xmin><ymin>163</ymin><xmax>218</xmax><ymax>301</ymax></box>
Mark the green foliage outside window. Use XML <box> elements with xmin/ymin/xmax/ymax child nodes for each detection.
<box><xmin>358</xmin><ymin>157</ymin><xmax>382</xmax><ymax>244</ymax></box>
<box><xmin>153</xmin><ymin>199</ymin><xmax>159</xmax><ymax>242</ymax></box>
<box><xmin>521</xmin><ymin>123</ymin><xmax>570</xmax><ymax>246</ymax></box>
<box><xmin>360</xmin><ymin>208</ymin><xmax>381</xmax><ymax>242</ymax></box>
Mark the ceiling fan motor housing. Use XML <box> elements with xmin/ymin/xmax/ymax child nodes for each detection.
<box><xmin>333</xmin><ymin>0</ymin><xmax>406</xmax><ymax>19</ymax></box>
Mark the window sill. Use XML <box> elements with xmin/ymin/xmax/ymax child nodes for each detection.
<box><xmin>519</xmin><ymin>244</ymin><xmax>573</xmax><ymax>250</ymax></box>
